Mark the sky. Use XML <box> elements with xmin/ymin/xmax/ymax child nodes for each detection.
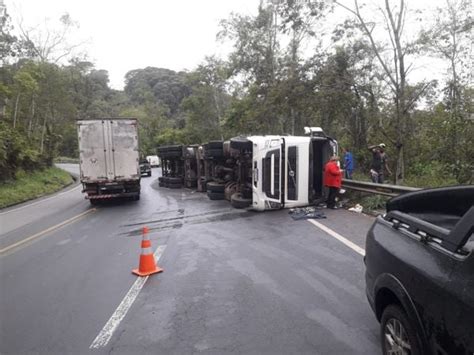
<box><xmin>5</xmin><ymin>0</ymin><xmax>452</xmax><ymax>90</ymax></box>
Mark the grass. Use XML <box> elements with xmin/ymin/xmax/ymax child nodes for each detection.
<box><xmin>0</xmin><ymin>167</ymin><xmax>74</xmax><ymax>209</ymax></box>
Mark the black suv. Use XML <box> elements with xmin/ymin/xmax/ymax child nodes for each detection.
<box><xmin>365</xmin><ymin>186</ymin><xmax>474</xmax><ymax>354</ymax></box>
<box><xmin>139</xmin><ymin>159</ymin><xmax>151</xmax><ymax>177</ymax></box>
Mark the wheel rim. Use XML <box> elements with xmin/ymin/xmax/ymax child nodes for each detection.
<box><xmin>384</xmin><ymin>318</ymin><xmax>412</xmax><ymax>355</ymax></box>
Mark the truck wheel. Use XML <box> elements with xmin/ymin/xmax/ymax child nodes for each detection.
<box><xmin>207</xmin><ymin>191</ymin><xmax>225</xmax><ymax>200</ymax></box>
<box><xmin>147</xmin><ymin>171</ymin><xmax>152</xmax><ymax>177</ymax></box>
<box><xmin>231</xmin><ymin>192</ymin><xmax>251</xmax><ymax>209</ymax></box>
<box><xmin>89</xmin><ymin>199</ymin><xmax>99</xmax><ymax>205</ymax></box>
<box><xmin>207</xmin><ymin>182</ymin><xmax>225</xmax><ymax>193</ymax></box>
<box><xmin>380</xmin><ymin>305</ymin><xmax>422</xmax><ymax>355</ymax></box>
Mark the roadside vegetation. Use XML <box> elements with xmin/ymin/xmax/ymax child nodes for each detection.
<box><xmin>0</xmin><ymin>0</ymin><xmax>472</xmax><ymax>197</ymax></box>
<box><xmin>0</xmin><ymin>167</ymin><xmax>73</xmax><ymax>208</ymax></box>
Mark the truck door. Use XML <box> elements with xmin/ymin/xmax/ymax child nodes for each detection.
<box><xmin>261</xmin><ymin>138</ymin><xmax>284</xmax><ymax>208</ymax></box>
<box><xmin>109</xmin><ymin>119</ymin><xmax>139</xmax><ymax>180</ymax></box>
<box><xmin>77</xmin><ymin>120</ymin><xmax>108</xmax><ymax>181</ymax></box>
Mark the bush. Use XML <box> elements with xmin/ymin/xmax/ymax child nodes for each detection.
<box><xmin>405</xmin><ymin>161</ymin><xmax>458</xmax><ymax>188</ymax></box>
<box><xmin>0</xmin><ymin>167</ymin><xmax>73</xmax><ymax>208</ymax></box>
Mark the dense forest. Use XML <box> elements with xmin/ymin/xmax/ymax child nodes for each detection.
<box><xmin>0</xmin><ymin>0</ymin><xmax>472</xmax><ymax>186</ymax></box>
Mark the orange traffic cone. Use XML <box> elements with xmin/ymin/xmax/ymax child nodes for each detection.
<box><xmin>132</xmin><ymin>226</ymin><xmax>163</xmax><ymax>277</ymax></box>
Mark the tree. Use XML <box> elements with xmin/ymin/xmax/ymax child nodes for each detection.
<box><xmin>18</xmin><ymin>13</ymin><xmax>85</xmax><ymax>64</ymax></box>
<box><xmin>277</xmin><ymin>0</ymin><xmax>332</xmax><ymax>134</ymax></box>
<box><xmin>179</xmin><ymin>57</ymin><xmax>230</xmax><ymax>142</ymax></box>
<box><xmin>0</xmin><ymin>5</ymin><xmax>18</xmax><ymax>64</ymax></box>
<box><xmin>124</xmin><ymin>67</ymin><xmax>191</xmax><ymax>115</ymax></box>
<box><xmin>335</xmin><ymin>0</ymin><xmax>434</xmax><ymax>183</ymax></box>
<box><xmin>421</xmin><ymin>0</ymin><xmax>473</xmax><ymax>155</ymax></box>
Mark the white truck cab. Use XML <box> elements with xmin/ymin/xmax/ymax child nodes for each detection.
<box><xmin>232</xmin><ymin>128</ymin><xmax>337</xmax><ymax>211</ymax></box>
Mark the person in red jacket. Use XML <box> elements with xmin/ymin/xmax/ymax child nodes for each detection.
<box><xmin>324</xmin><ymin>155</ymin><xmax>343</xmax><ymax>209</ymax></box>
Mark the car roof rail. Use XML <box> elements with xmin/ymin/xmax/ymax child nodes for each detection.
<box><xmin>385</xmin><ymin>211</ymin><xmax>450</xmax><ymax>240</ymax></box>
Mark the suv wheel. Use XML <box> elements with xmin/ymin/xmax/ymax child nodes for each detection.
<box><xmin>381</xmin><ymin>305</ymin><xmax>421</xmax><ymax>355</ymax></box>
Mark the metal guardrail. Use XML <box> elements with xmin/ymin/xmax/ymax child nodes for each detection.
<box><xmin>341</xmin><ymin>179</ymin><xmax>421</xmax><ymax>197</ymax></box>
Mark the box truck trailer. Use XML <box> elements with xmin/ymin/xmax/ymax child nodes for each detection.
<box><xmin>77</xmin><ymin>118</ymin><xmax>141</xmax><ymax>204</ymax></box>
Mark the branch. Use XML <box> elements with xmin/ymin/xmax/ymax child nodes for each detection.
<box><xmin>403</xmin><ymin>82</ymin><xmax>432</xmax><ymax>113</ymax></box>
<box><xmin>335</xmin><ymin>0</ymin><xmax>398</xmax><ymax>89</ymax></box>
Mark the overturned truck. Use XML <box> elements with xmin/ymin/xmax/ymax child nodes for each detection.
<box><xmin>157</xmin><ymin>127</ymin><xmax>337</xmax><ymax>211</ymax></box>
<box><xmin>229</xmin><ymin>128</ymin><xmax>337</xmax><ymax>211</ymax></box>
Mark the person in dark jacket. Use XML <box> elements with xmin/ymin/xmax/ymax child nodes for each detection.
<box><xmin>368</xmin><ymin>143</ymin><xmax>391</xmax><ymax>183</ymax></box>
<box><xmin>324</xmin><ymin>156</ymin><xmax>343</xmax><ymax>209</ymax></box>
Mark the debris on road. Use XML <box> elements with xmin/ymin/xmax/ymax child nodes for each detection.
<box><xmin>289</xmin><ymin>207</ymin><xmax>326</xmax><ymax>220</ymax></box>
<box><xmin>348</xmin><ymin>204</ymin><xmax>363</xmax><ymax>213</ymax></box>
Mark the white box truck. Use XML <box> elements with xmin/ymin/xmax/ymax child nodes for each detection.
<box><xmin>77</xmin><ymin>118</ymin><xmax>141</xmax><ymax>204</ymax></box>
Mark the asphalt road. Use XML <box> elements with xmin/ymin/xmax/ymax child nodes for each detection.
<box><xmin>0</xmin><ymin>165</ymin><xmax>380</xmax><ymax>355</ymax></box>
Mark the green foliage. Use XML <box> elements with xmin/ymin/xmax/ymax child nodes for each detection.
<box><xmin>405</xmin><ymin>161</ymin><xmax>459</xmax><ymax>188</ymax></box>
<box><xmin>0</xmin><ymin>167</ymin><xmax>72</xmax><ymax>208</ymax></box>
<box><xmin>359</xmin><ymin>195</ymin><xmax>390</xmax><ymax>212</ymax></box>
<box><xmin>154</xmin><ymin>127</ymin><xmax>187</xmax><ymax>146</ymax></box>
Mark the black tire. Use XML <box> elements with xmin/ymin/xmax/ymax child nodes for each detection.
<box><xmin>89</xmin><ymin>199</ymin><xmax>99</xmax><ymax>205</ymax></box>
<box><xmin>230</xmin><ymin>137</ymin><xmax>252</xmax><ymax>151</ymax></box>
<box><xmin>207</xmin><ymin>191</ymin><xmax>225</xmax><ymax>200</ymax></box>
<box><xmin>147</xmin><ymin>172</ymin><xmax>151</xmax><ymax>177</ymax></box>
<box><xmin>380</xmin><ymin>305</ymin><xmax>422</xmax><ymax>355</ymax></box>
<box><xmin>231</xmin><ymin>192</ymin><xmax>251</xmax><ymax>209</ymax></box>
<box><xmin>207</xmin><ymin>181</ymin><xmax>225</xmax><ymax>193</ymax></box>
<box><xmin>134</xmin><ymin>194</ymin><xmax>140</xmax><ymax>201</ymax></box>
<box><xmin>158</xmin><ymin>176</ymin><xmax>164</xmax><ymax>183</ymax></box>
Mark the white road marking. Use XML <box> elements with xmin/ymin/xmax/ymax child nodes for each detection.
<box><xmin>89</xmin><ymin>245</ymin><xmax>167</xmax><ymax>349</ymax></box>
<box><xmin>0</xmin><ymin>184</ymin><xmax>81</xmax><ymax>215</ymax></box>
<box><xmin>0</xmin><ymin>208</ymin><xmax>97</xmax><ymax>255</ymax></box>
<box><xmin>307</xmin><ymin>220</ymin><xmax>365</xmax><ymax>256</ymax></box>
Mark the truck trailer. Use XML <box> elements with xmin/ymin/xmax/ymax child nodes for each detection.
<box><xmin>77</xmin><ymin>118</ymin><xmax>141</xmax><ymax>204</ymax></box>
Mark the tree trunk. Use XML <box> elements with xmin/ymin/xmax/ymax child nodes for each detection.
<box><xmin>28</xmin><ymin>97</ymin><xmax>35</xmax><ymax>137</ymax></box>
<box><xmin>40</xmin><ymin>116</ymin><xmax>47</xmax><ymax>154</ymax></box>
<box><xmin>13</xmin><ymin>93</ymin><xmax>21</xmax><ymax>128</ymax></box>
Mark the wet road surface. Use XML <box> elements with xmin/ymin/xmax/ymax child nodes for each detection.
<box><xmin>0</xmin><ymin>165</ymin><xmax>380</xmax><ymax>354</ymax></box>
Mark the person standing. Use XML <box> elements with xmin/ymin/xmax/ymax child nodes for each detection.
<box><xmin>324</xmin><ymin>156</ymin><xmax>343</xmax><ymax>209</ymax></box>
<box><xmin>342</xmin><ymin>147</ymin><xmax>354</xmax><ymax>179</ymax></box>
<box><xmin>368</xmin><ymin>143</ymin><xmax>391</xmax><ymax>183</ymax></box>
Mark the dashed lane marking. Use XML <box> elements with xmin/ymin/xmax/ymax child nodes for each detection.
<box><xmin>90</xmin><ymin>245</ymin><xmax>167</xmax><ymax>349</ymax></box>
<box><xmin>0</xmin><ymin>208</ymin><xmax>97</xmax><ymax>255</ymax></box>
<box><xmin>307</xmin><ymin>219</ymin><xmax>365</xmax><ymax>256</ymax></box>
